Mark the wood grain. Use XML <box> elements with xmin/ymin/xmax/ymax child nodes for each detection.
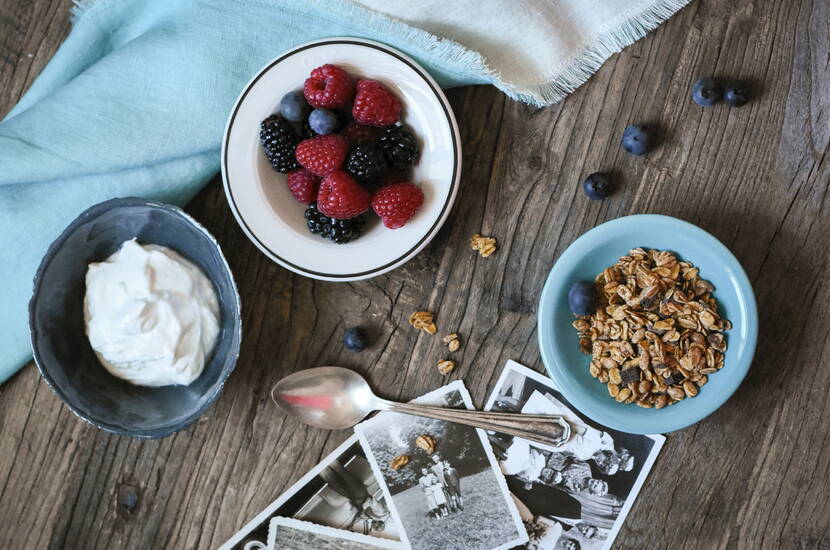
<box><xmin>1</xmin><ymin>0</ymin><xmax>829</xmax><ymax>548</ymax></box>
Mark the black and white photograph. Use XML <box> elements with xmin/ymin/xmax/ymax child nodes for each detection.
<box><xmin>355</xmin><ymin>381</ymin><xmax>528</xmax><ymax>550</ymax></box>
<box><xmin>485</xmin><ymin>361</ymin><xmax>665</xmax><ymax>550</ymax></box>
<box><xmin>220</xmin><ymin>437</ymin><xmax>399</xmax><ymax>550</ymax></box>
<box><xmin>266</xmin><ymin>517</ymin><xmax>402</xmax><ymax>550</ymax></box>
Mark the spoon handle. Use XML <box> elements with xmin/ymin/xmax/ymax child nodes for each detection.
<box><xmin>383</xmin><ymin>401</ymin><xmax>571</xmax><ymax>448</ymax></box>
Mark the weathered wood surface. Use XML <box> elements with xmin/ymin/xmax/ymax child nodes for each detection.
<box><xmin>1</xmin><ymin>0</ymin><xmax>829</xmax><ymax>548</ymax></box>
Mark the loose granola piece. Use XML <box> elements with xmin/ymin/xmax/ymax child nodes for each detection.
<box><xmin>409</xmin><ymin>310</ymin><xmax>437</xmax><ymax>334</ymax></box>
<box><xmin>415</xmin><ymin>434</ymin><xmax>436</xmax><ymax>454</ymax></box>
<box><xmin>470</xmin><ymin>233</ymin><xmax>497</xmax><ymax>257</ymax></box>
<box><xmin>436</xmin><ymin>359</ymin><xmax>455</xmax><ymax>375</ymax></box>
<box><xmin>443</xmin><ymin>333</ymin><xmax>461</xmax><ymax>352</ymax></box>
<box><xmin>390</xmin><ymin>455</ymin><xmax>410</xmax><ymax>470</ymax></box>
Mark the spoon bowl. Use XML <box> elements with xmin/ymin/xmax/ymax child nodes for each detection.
<box><xmin>271</xmin><ymin>366</ymin><xmax>378</xmax><ymax>430</ymax></box>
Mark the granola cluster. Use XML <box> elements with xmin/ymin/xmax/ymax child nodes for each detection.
<box><xmin>572</xmin><ymin>248</ymin><xmax>731</xmax><ymax>409</ymax></box>
<box><xmin>390</xmin><ymin>455</ymin><xmax>410</xmax><ymax>470</ymax></box>
<box><xmin>470</xmin><ymin>234</ymin><xmax>497</xmax><ymax>257</ymax></box>
<box><xmin>415</xmin><ymin>434</ymin><xmax>437</xmax><ymax>454</ymax></box>
<box><xmin>408</xmin><ymin>310</ymin><xmax>437</xmax><ymax>334</ymax></box>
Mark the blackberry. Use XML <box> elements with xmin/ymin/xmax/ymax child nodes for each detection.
<box><xmin>304</xmin><ymin>203</ymin><xmax>366</xmax><ymax>244</ymax></box>
<box><xmin>260</xmin><ymin>115</ymin><xmax>300</xmax><ymax>173</ymax></box>
<box><xmin>378</xmin><ymin>124</ymin><xmax>419</xmax><ymax>170</ymax></box>
<box><xmin>345</xmin><ymin>142</ymin><xmax>389</xmax><ymax>183</ymax></box>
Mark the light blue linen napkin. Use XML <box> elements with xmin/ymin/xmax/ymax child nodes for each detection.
<box><xmin>0</xmin><ymin>0</ymin><xmax>689</xmax><ymax>383</ymax></box>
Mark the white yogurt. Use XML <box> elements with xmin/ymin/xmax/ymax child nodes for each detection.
<box><xmin>84</xmin><ymin>239</ymin><xmax>220</xmax><ymax>387</ymax></box>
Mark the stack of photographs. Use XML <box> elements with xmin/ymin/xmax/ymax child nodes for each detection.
<box><xmin>220</xmin><ymin>361</ymin><xmax>664</xmax><ymax>550</ymax></box>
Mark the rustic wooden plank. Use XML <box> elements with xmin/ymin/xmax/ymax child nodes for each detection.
<box><xmin>1</xmin><ymin>0</ymin><xmax>829</xmax><ymax>548</ymax></box>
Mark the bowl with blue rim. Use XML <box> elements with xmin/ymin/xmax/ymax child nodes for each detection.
<box><xmin>538</xmin><ymin>214</ymin><xmax>758</xmax><ymax>434</ymax></box>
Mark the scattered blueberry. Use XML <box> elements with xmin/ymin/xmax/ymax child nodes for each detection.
<box><xmin>343</xmin><ymin>327</ymin><xmax>368</xmax><ymax>352</ymax></box>
<box><xmin>568</xmin><ymin>281</ymin><xmax>598</xmax><ymax>316</ymax></box>
<box><xmin>582</xmin><ymin>172</ymin><xmax>613</xmax><ymax>200</ymax></box>
<box><xmin>117</xmin><ymin>484</ymin><xmax>139</xmax><ymax>513</ymax></box>
<box><xmin>279</xmin><ymin>90</ymin><xmax>309</xmax><ymax>122</ymax></box>
<box><xmin>309</xmin><ymin>108</ymin><xmax>339</xmax><ymax>135</ymax></box>
<box><xmin>691</xmin><ymin>77</ymin><xmax>722</xmax><ymax>106</ymax></box>
<box><xmin>621</xmin><ymin>125</ymin><xmax>651</xmax><ymax>156</ymax></box>
<box><xmin>723</xmin><ymin>81</ymin><xmax>750</xmax><ymax>107</ymax></box>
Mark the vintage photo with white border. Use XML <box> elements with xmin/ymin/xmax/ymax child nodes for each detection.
<box><xmin>267</xmin><ymin>516</ymin><xmax>403</xmax><ymax>550</ymax></box>
<box><xmin>484</xmin><ymin>360</ymin><xmax>665</xmax><ymax>550</ymax></box>
<box><xmin>220</xmin><ymin>436</ymin><xmax>399</xmax><ymax>550</ymax></box>
<box><xmin>355</xmin><ymin>380</ymin><xmax>528</xmax><ymax>550</ymax></box>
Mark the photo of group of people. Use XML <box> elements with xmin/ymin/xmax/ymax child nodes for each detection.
<box><xmin>485</xmin><ymin>361</ymin><xmax>664</xmax><ymax>550</ymax></box>
<box><xmin>417</xmin><ymin>454</ymin><xmax>463</xmax><ymax>518</ymax></box>
<box><xmin>355</xmin><ymin>382</ymin><xmax>528</xmax><ymax>550</ymax></box>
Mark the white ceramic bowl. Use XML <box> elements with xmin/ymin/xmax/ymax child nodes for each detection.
<box><xmin>222</xmin><ymin>38</ymin><xmax>461</xmax><ymax>281</ymax></box>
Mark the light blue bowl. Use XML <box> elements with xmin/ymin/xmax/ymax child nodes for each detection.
<box><xmin>538</xmin><ymin>215</ymin><xmax>757</xmax><ymax>434</ymax></box>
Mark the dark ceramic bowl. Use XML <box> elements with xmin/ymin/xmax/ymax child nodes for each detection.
<box><xmin>29</xmin><ymin>198</ymin><xmax>242</xmax><ymax>439</ymax></box>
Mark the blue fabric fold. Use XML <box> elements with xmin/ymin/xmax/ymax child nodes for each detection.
<box><xmin>0</xmin><ymin>0</ymin><xmax>489</xmax><ymax>383</ymax></box>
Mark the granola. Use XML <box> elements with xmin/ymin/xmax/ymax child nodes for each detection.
<box><xmin>470</xmin><ymin>234</ymin><xmax>497</xmax><ymax>257</ymax></box>
<box><xmin>390</xmin><ymin>455</ymin><xmax>410</xmax><ymax>470</ymax></box>
<box><xmin>436</xmin><ymin>359</ymin><xmax>455</xmax><ymax>375</ymax></box>
<box><xmin>443</xmin><ymin>333</ymin><xmax>461</xmax><ymax>352</ymax></box>
<box><xmin>408</xmin><ymin>310</ymin><xmax>437</xmax><ymax>334</ymax></box>
<box><xmin>571</xmin><ymin>248</ymin><xmax>730</xmax><ymax>408</ymax></box>
<box><xmin>415</xmin><ymin>434</ymin><xmax>436</xmax><ymax>454</ymax></box>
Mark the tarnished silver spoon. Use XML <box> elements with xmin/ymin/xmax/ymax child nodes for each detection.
<box><xmin>271</xmin><ymin>366</ymin><xmax>570</xmax><ymax>447</ymax></box>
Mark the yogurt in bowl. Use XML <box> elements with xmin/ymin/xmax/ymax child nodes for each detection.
<box><xmin>84</xmin><ymin>239</ymin><xmax>220</xmax><ymax>387</ymax></box>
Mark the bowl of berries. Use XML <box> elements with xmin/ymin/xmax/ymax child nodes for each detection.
<box><xmin>222</xmin><ymin>38</ymin><xmax>461</xmax><ymax>281</ymax></box>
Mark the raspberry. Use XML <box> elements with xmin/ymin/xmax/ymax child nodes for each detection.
<box><xmin>352</xmin><ymin>79</ymin><xmax>401</xmax><ymax>126</ymax></box>
<box><xmin>295</xmin><ymin>134</ymin><xmax>349</xmax><ymax>176</ymax></box>
<box><xmin>304</xmin><ymin>64</ymin><xmax>355</xmax><ymax>109</ymax></box>
<box><xmin>371</xmin><ymin>182</ymin><xmax>424</xmax><ymax>229</ymax></box>
<box><xmin>286</xmin><ymin>168</ymin><xmax>320</xmax><ymax>204</ymax></box>
<box><xmin>342</xmin><ymin>122</ymin><xmax>382</xmax><ymax>144</ymax></box>
<box><xmin>317</xmin><ymin>171</ymin><xmax>372</xmax><ymax>219</ymax></box>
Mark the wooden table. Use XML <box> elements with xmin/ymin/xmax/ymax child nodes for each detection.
<box><xmin>2</xmin><ymin>1</ymin><xmax>829</xmax><ymax>548</ymax></box>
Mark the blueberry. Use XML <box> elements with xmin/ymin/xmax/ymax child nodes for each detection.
<box><xmin>621</xmin><ymin>125</ymin><xmax>651</xmax><ymax>156</ymax></box>
<box><xmin>344</xmin><ymin>327</ymin><xmax>367</xmax><ymax>352</ymax></box>
<box><xmin>279</xmin><ymin>90</ymin><xmax>308</xmax><ymax>122</ymax></box>
<box><xmin>582</xmin><ymin>172</ymin><xmax>613</xmax><ymax>200</ymax></box>
<box><xmin>309</xmin><ymin>108</ymin><xmax>339</xmax><ymax>135</ymax></box>
<box><xmin>568</xmin><ymin>281</ymin><xmax>597</xmax><ymax>316</ymax></box>
<box><xmin>691</xmin><ymin>77</ymin><xmax>722</xmax><ymax>106</ymax></box>
<box><xmin>723</xmin><ymin>81</ymin><xmax>750</xmax><ymax>107</ymax></box>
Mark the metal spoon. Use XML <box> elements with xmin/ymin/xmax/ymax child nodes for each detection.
<box><xmin>271</xmin><ymin>366</ymin><xmax>571</xmax><ymax>447</ymax></box>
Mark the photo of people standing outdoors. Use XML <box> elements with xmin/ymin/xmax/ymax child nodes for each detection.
<box><xmin>416</xmin><ymin>453</ymin><xmax>464</xmax><ymax>518</ymax></box>
<box><xmin>485</xmin><ymin>362</ymin><xmax>664</xmax><ymax>550</ymax></box>
<box><xmin>356</xmin><ymin>382</ymin><xmax>527</xmax><ymax>550</ymax></box>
